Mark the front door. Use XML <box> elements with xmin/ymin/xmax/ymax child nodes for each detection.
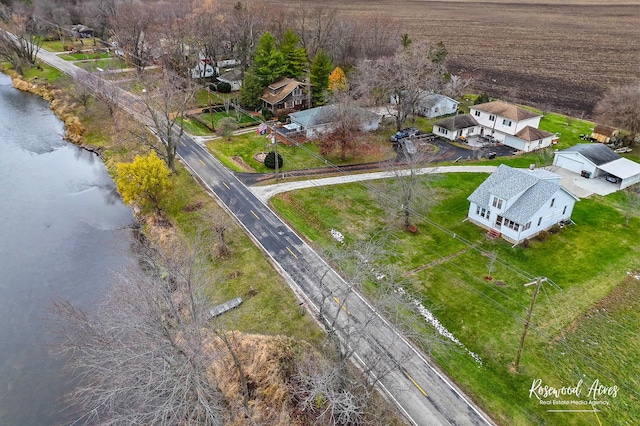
<box><xmin>496</xmin><ymin>215</ymin><xmax>503</xmax><ymax>227</ymax></box>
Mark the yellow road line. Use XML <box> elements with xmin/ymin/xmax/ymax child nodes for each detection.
<box><xmin>333</xmin><ymin>296</ymin><xmax>351</xmax><ymax>315</ymax></box>
<box><xmin>402</xmin><ymin>368</ymin><xmax>429</xmax><ymax>397</ymax></box>
<box><xmin>199</xmin><ymin>159</ymin><xmax>205</xmax><ymax>166</ymax></box>
<box><xmin>222</xmin><ymin>182</ymin><xmax>230</xmax><ymax>190</ymax></box>
<box><xmin>181</xmin><ymin>141</ymin><xmax>186</xmax><ymax>147</ymax></box>
<box><xmin>250</xmin><ymin>210</ymin><xmax>260</xmax><ymax>220</ymax></box>
<box><xmin>286</xmin><ymin>246</ymin><xmax>298</xmax><ymax>258</ymax></box>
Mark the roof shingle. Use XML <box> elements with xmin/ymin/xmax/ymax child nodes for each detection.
<box><xmin>472</xmin><ymin>101</ymin><xmax>540</xmax><ymax>122</ymax></box>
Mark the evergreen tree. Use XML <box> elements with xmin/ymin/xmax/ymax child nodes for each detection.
<box><xmin>240</xmin><ymin>67</ymin><xmax>265</xmax><ymax>109</ymax></box>
<box><xmin>253</xmin><ymin>32</ymin><xmax>286</xmax><ymax>86</ymax></box>
<box><xmin>280</xmin><ymin>29</ymin><xmax>308</xmax><ymax>79</ymax></box>
<box><xmin>309</xmin><ymin>49</ymin><xmax>333</xmax><ymax>106</ymax></box>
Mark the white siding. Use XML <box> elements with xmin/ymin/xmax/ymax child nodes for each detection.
<box><xmin>434</xmin><ymin>126</ymin><xmax>455</xmax><ymax>141</ymax></box>
<box><xmin>470</xmin><ymin>107</ymin><xmax>541</xmax><ymax>140</ymax></box>
<box><xmin>553</xmin><ymin>153</ymin><xmax>597</xmax><ymax>176</ymax></box>
<box><xmin>504</xmin><ymin>134</ymin><xmax>554</xmax><ymax>152</ymax></box>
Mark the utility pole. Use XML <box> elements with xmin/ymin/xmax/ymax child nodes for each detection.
<box><xmin>272</xmin><ymin>122</ymin><xmax>279</xmax><ymax>181</ymax></box>
<box><xmin>513</xmin><ymin>276</ymin><xmax>546</xmax><ymax>372</ymax></box>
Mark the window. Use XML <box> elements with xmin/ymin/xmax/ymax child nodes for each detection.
<box><xmin>474</xmin><ymin>110</ymin><xmax>481</xmax><ymax>117</ymax></box>
<box><xmin>537</xmin><ymin>217</ymin><xmax>542</xmax><ymax>226</ymax></box>
<box><xmin>504</xmin><ymin>219</ymin><xmax>519</xmax><ymax>231</ymax></box>
<box><xmin>439</xmin><ymin>127</ymin><xmax>448</xmax><ymax>135</ymax></box>
<box><xmin>550</xmin><ymin>198</ymin><xmax>555</xmax><ymax>207</ymax></box>
<box><xmin>293</xmin><ymin>87</ymin><xmax>302</xmax><ymax>96</ymax></box>
<box><xmin>524</xmin><ymin>222</ymin><xmax>531</xmax><ymax>231</ymax></box>
<box><xmin>476</xmin><ymin>206</ymin><xmax>490</xmax><ymax>219</ymax></box>
<box><xmin>496</xmin><ymin>215</ymin><xmax>503</xmax><ymax>226</ymax></box>
<box><xmin>563</xmin><ymin>205</ymin><xmax>567</xmax><ymax>214</ymax></box>
<box><xmin>492</xmin><ymin>197</ymin><xmax>503</xmax><ymax>209</ymax></box>
<box><xmin>503</xmin><ymin>119</ymin><xmax>512</xmax><ymax>127</ymax></box>
<box><xmin>489</xmin><ymin>114</ymin><xmax>496</xmax><ymax>122</ymax></box>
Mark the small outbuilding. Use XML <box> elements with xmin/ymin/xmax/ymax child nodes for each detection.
<box><xmin>591</xmin><ymin>125</ymin><xmax>619</xmax><ymax>144</ymax></box>
<box><xmin>216</xmin><ymin>68</ymin><xmax>243</xmax><ymax>91</ymax></box>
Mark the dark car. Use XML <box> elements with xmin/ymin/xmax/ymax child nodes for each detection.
<box><xmin>390</xmin><ymin>127</ymin><xmax>419</xmax><ymax>142</ymax></box>
<box><xmin>605</xmin><ymin>175</ymin><xmax>621</xmax><ymax>184</ymax></box>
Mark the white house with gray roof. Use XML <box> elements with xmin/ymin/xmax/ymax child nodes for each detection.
<box><xmin>467</xmin><ymin>165</ymin><xmax>578</xmax><ymax>244</ymax></box>
<box><xmin>553</xmin><ymin>143</ymin><xmax>640</xmax><ymax>189</ymax></box>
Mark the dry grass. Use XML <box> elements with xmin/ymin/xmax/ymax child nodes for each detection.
<box><xmin>270</xmin><ymin>0</ymin><xmax>640</xmax><ymax>118</ymax></box>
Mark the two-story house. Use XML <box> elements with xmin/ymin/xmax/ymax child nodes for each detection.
<box><xmin>468</xmin><ymin>101</ymin><xmax>553</xmax><ymax>152</ymax></box>
<box><xmin>261</xmin><ymin>77</ymin><xmax>309</xmax><ymax>114</ymax></box>
<box><xmin>466</xmin><ymin>165</ymin><xmax>579</xmax><ymax>244</ymax></box>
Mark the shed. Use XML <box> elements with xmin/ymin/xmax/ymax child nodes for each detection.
<box><xmin>591</xmin><ymin>125</ymin><xmax>619</xmax><ymax>144</ymax></box>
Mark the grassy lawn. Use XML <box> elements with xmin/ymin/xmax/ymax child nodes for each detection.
<box><xmin>270</xmin><ymin>172</ymin><xmax>640</xmax><ymax>425</ymax></box>
<box><xmin>22</xmin><ymin>63</ymin><xmax>62</xmax><ymax>82</ymax></box>
<box><xmin>539</xmin><ymin>113</ymin><xmax>595</xmax><ymax>148</ymax></box>
<box><xmin>207</xmin><ymin>133</ymin><xmax>329</xmax><ymax>172</ymax></box>
<box><xmin>196</xmin><ymin>109</ymin><xmax>257</xmax><ymax>127</ymax></box>
<box><xmin>41</xmin><ymin>40</ymin><xmax>67</xmax><ymax>52</ymax></box>
<box><xmin>178</xmin><ymin>117</ymin><xmax>213</xmax><ymax>136</ymax></box>
<box><xmin>207</xmin><ymin>131</ymin><xmax>396</xmax><ymax>173</ymax></box>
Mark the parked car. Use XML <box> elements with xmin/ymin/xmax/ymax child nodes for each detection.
<box><xmin>605</xmin><ymin>174</ymin><xmax>621</xmax><ymax>184</ymax></box>
<box><xmin>614</xmin><ymin>147</ymin><xmax>633</xmax><ymax>154</ymax></box>
<box><xmin>390</xmin><ymin>127</ymin><xmax>419</xmax><ymax>142</ymax></box>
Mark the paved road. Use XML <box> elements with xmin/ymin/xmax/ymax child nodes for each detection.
<box><xmin>33</xmin><ymin>46</ymin><xmax>495</xmax><ymax>426</ymax></box>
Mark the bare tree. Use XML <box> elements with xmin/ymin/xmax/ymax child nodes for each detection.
<box><xmin>139</xmin><ymin>71</ymin><xmax>195</xmax><ymax>171</ymax></box>
<box><xmin>0</xmin><ymin>4</ymin><xmax>43</xmax><ymax>75</ymax></box>
<box><xmin>109</xmin><ymin>1</ymin><xmax>160</xmax><ymax>73</ymax></box>
<box><xmin>320</xmin><ymin>90</ymin><xmax>371</xmax><ymax>161</ymax></box>
<box><xmin>291</xmin><ymin>5</ymin><xmax>339</xmax><ymax>60</ymax></box>
<box><xmin>222</xmin><ymin>0</ymin><xmax>268</xmax><ymax>71</ymax></box>
<box><xmin>622</xmin><ymin>184</ymin><xmax>640</xmax><ymax>227</ymax></box>
<box><xmin>372</xmin><ymin>151</ymin><xmax>436</xmax><ymax>230</ymax></box>
<box><xmin>69</xmin><ymin>71</ymin><xmax>95</xmax><ymax>112</ymax></box>
<box><xmin>594</xmin><ymin>83</ymin><xmax>640</xmax><ymax>146</ymax></box>
<box><xmin>50</xmin><ymin>237</ymin><xmax>228</xmax><ymax>426</ymax></box>
<box><xmin>189</xmin><ymin>0</ymin><xmax>226</xmax><ymax>76</ymax></box>
<box><xmin>354</xmin><ymin>41</ymin><xmax>442</xmax><ymax>131</ymax></box>
<box><xmin>443</xmin><ymin>74</ymin><xmax>473</xmax><ymax>100</ymax></box>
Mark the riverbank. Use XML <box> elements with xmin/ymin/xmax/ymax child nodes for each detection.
<box><xmin>2</xmin><ymin>66</ymin><xmax>106</xmax><ymax>156</ymax></box>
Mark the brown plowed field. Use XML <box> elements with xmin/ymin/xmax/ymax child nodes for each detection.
<box><xmin>273</xmin><ymin>0</ymin><xmax>640</xmax><ymax>118</ymax></box>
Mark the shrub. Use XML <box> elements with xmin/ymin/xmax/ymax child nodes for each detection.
<box><xmin>535</xmin><ymin>230</ymin><xmax>549</xmax><ymax>241</ymax></box>
<box><xmin>474</xmin><ymin>92</ymin><xmax>490</xmax><ymax>105</ymax></box>
<box><xmin>261</xmin><ymin>108</ymin><xmax>273</xmax><ymax>121</ymax></box>
<box><xmin>264</xmin><ymin>151</ymin><xmax>283</xmax><ymax>169</ymax></box>
<box><xmin>549</xmin><ymin>224</ymin><xmax>561</xmax><ymax>234</ymax></box>
<box><xmin>521</xmin><ymin>238</ymin><xmax>530</xmax><ymax>248</ymax></box>
<box><xmin>217</xmin><ymin>81</ymin><xmax>232</xmax><ymax>93</ymax></box>
<box><xmin>208</xmin><ymin>83</ymin><xmax>217</xmax><ymax>92</ymax></box>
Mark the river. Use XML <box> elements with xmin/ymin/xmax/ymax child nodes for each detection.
<box><xmin>0</xmin><ymin>73</ymin><xmax>136</xmax><ymax>424</ymax></box>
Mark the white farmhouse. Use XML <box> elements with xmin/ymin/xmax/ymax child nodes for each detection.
<box><xmin>467</xmin><ymin>165</ymin><xmax>578</xmax><ymax>244</ymax></box>
<box><xmin>469</xmin><ymin>101</ymin><xmax>552</xmax><ymax>152</ymax></box>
